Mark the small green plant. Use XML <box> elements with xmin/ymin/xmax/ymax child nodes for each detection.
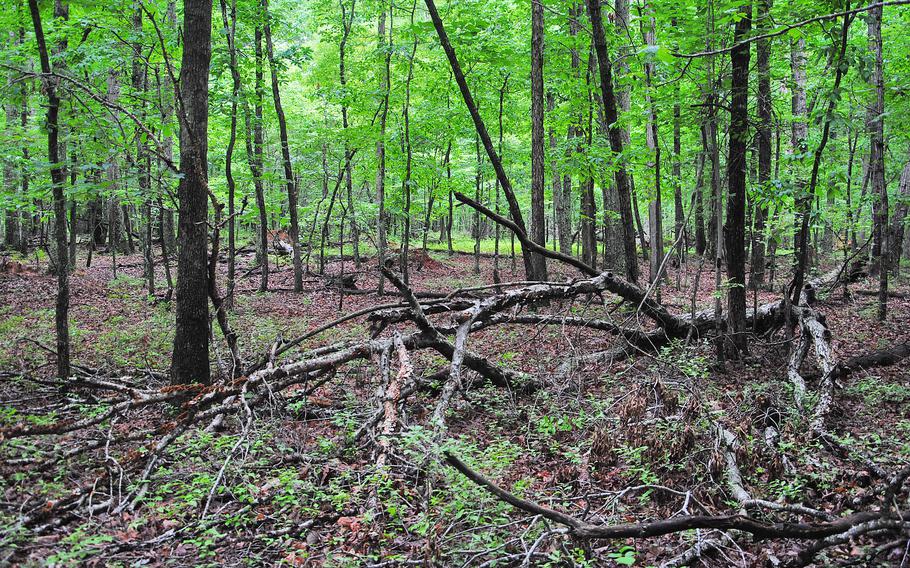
<box><xmin>45</xmin><ymin>526</ymin><xmax>114</xmax><ymax>565</ymax></box>
<box><xmin>608</xmin><ymin>545</ymin><xmax>637</xmax><ymax>566</ymax></box>
<box><xmin>615</xmin><ymin>444</ymin><xmax>659</xmax><ymax>495</ymax></box>
<box><xmin>768</xmin><ymin>477</ymin><xmax>805</xmax><ymax>501</ymax></box>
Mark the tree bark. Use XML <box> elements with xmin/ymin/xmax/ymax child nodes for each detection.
<box><xmin>339</xmin><ymin>0</ymin><xmax>360</xmax><ymax>269</ymax></box>
<box><xmin>375</xmin><ymin>5</ymin><xmax>392</xmax><ymax>293</ymax></box>
<box><xmin>529</xmin><ymin>0</ymin><xmax>548</xmax><ymax>280</ymax></box>
<box><xmin>245</xmin><ymin>25</ymin><xmax>268</xmax><ymax>292</ymax></box>
<box><xmin>548</xmin><ymin>92</ymin><xmax>570</xmax><ymax>256</ymax></box>
<box><xmin>28</xmin><ymin>0</ymin><xmax>70</xmax><ymax>379</ymax></box>
<box><xmin>263</xmin><ymin>0</ymin><xmax>303</xmax><ymax>292</ymax></box>
<box><xmin>791</xmin><ymin>7</ymin><xmax>852</xmax><ymax>310</ymax></box>
<box><xmin>640</xmin><ymin>2</ymin><xmax>663</xmax><ymax>288</ymax></box>
<box><xmin>424</xmin><ymin>0</ymin><xmax>537</xmax><ymax>280</ymax></box>
<box><xmin>789</xmin><ymin>38</ymin><xmax>809</xmax><ymax>305</ymax></box>
<box><xmin>889</xmin><ymin>153</ymin><xmax>910</xmax><ymax>276</ymax></box>
<box><xmin>724</xmin><ymin>2</ymin><xmax>751</xmax><ymax>355</ymax></box>
<box><xmin>219</xmin><ymin>0</ymin><xmax>242</xmax><ymax>306</ymax></box>
<box><xmin>750</xmin><ymin>0</ymin><xmax>772</xmax><ymax>289</ymax></box>
<box><xmin>171</xmin><ymin>0</ymin><xmax>212</xmax><ymax>385</ymax></box>
<box><xmin>585</xmin><ymin>0</ymin><xmax>638</xmax><ymax>283</ymax></box>
<box><xmin>400</xmin><ymin>2</ymin><xmax>418</xmax><ymax>284</ymax></box>
<box><xmin>867</xmin><ymin>0</ymin><xmax>888</xmax><ymax>320</ymax></box>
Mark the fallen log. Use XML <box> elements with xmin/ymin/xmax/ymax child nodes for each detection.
<box><xmin>833</xmin><ymin>342</ymin><xmax>910</xmax><ymax>379</ymax></box>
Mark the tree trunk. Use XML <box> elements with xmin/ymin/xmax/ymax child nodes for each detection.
<box><xmin>889</xmin><ymin>154</ymin><xmax>910</xmax><ymax>276</ymax></box>
<box><xmin>750</xmin><ymin>0</ymin><xmax>772</xmax><ymax>289</ymax></box>
<box><xmin>104</xmin><ymin>72</ymin><xmax>122</xmax><ymax>279</ymax></box>
<box><xmin>263</xmin><ymin>0</ymin><xmax>303</xmax><ymax>292</ymax></box>
<box><xmin>339</xmin><ymin>0</ymin><xmax>359</xmax><ymax>269</ymax></box>
<box><xmin>400</xmin><ymin>5</ymin><xmax>418</xmax><ymax>284</ymax></box>
<box><xmin>694</xmin><ymin>125</ymin><xmax>707</xmax><ymax>255</ymax></box>
<box><xmin>3</xmin><ymin>96</ymin><xmax>21</xmax><ymax>252</ymax></box>
<box><xmin>132</xmin><ymin>4</ymin><xmax>154</xmax><ymax>295</ymax></box>
<box><xmin>581</xmin><ymin>67</ymin><xmax>597</xmax><ymax>269</ymax></box>
<box><xmin>548</xmin><ymin>92</ymin><xmax>570</xmax><ymax>256</ymax></box>
<box><xmin>424</xmin><ymin>0</ymin><xmax>537</xmax><ymax>280</ymax></box>
<box><xmin>640</xmin><ymin>1</ymin><xmax>663</xmax><ymax>288</ymax></box>
<box><xmin>375</xmin><ymin>5</ymin><xmax>391</xmax><ymax>293</ymax></box>
<box><xmin>585</xmin><ymin>0</ymin><xmax>638</xmax><ymax>282</ymax></box>
<box><xmin>672</xmin><ymin>55</ymin><xmax>685</xmax><ymax>264</ymax></box>
<box><xmin>529</xmin><ymin>0</ymin><xmax>548</xmax><ymax>280</ymax></box>
<box><xmin>28</xmin><ymin>0</ymin><xmax>70</xmax><ymax>379</ymax></box>
<box><xmin>724</xmin><ymin>2</ymin><xmax>751</xmax><ymax>355</ymax></box>
<box><xmin>867</xmin><ymin>1</ymin><xmax>888</xmax><ymax>320</ymax></box>
<box><xmin>791</xmin><ymin>8</ymin><xmax>851</xmax><ymax>309</ymax></box>
<box><xmin>219</xmin><ymin>0</ymin><xmax>242</xmax><ymax>305</ymax></box>
<box><xmin>159</xmin><ymin>1</ymin><xmax>177</xmax><ymax>257</ymax></box>
<box><xmin>171</xmin><ymin>0</ymin><xmax>212</xmax><ymax>385</ymax></box>
<box><xmin>789</xmin><ymin>37</ymin><xmax>810</xmax><ymax>303</ymax></box>
<box><xmin>245</xmin><ymin>25</ymin><xmax>268</xmax><ymax>292</ymax></box>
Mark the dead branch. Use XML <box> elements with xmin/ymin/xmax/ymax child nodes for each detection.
<box><xmin>443</xmin><ymin>451</ymin><xmax>910</xmax><ymax>542</ymax></box>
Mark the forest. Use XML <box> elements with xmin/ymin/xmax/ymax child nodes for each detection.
<box><xmin>1</xmin><ymin>0</ymin><xmax>910</xmax><ymax>564</ymax></box>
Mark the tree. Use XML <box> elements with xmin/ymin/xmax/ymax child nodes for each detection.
<box><xmin>423</xmin><ymin>0</ymin><xmax>537</xmax><ymax>280</ymax></box>
<box><xmin>171</xmin><ymin>0</ymin><xmax>213</xmax><ymax>385</ymax></box>
<box><xmin>867</xmin><ymin>0</ymin><xmax>888</xmax><ymax>320</ymax></box>
<box><xmin>724</xmin><ymin>2</ymin><xmax>751</xmax><ymax>355</ymax></box>
<box><xmin>528</xmin><ymin>0</ymin><xmax>547</xmax><ymax>281</ymax></box>
<box><xmin>750</xmin><ymin>0</ymin><xmax>773</xmax><ymax>290</ymax></box>
<box><xmin>27</xmin><ymin>0</ymin><xmax>69</xmax><ymax>379</ymax></box>
<box><xmin>263</xmin><ymin>0</ymin><xmax>303</xmax><ymax>293</ymax></box>
<box><xmin>585</xmin><ymin>0</ymin><xmax>638</xmax><ymax>283</ymax></box>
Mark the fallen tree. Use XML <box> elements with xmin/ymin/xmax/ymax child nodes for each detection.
<box><xmin>443</xmin><ymin>451</ymin><xmax>910</xmax><ymax>567</ymax></box>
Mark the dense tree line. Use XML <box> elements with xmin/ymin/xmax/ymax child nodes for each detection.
<box><xmin>2</xmin><ymin>0</ymin><xmax>910</xmax><ymax>381</ymax></box>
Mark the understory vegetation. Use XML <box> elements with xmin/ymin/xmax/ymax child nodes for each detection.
<box><xmin>2</xmin><ymin>0</ymin><xmax>910</xmax><ymax>565</ymax></box>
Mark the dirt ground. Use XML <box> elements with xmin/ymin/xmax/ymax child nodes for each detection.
<box><xmin>1</xmin><ymin>246</ymin><xmax>908</xmax><ymax>567</ymax></box>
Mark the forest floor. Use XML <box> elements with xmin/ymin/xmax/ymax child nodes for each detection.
<box><xmin>1</xmin><ymin>244</ymin><xmax>909</xmax><ymax>567</ymax></box>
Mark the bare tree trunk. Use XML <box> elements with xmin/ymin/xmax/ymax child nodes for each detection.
<box><xmin>68</xmin><ymin>158</ymin><xmax>77</xmax><ymax>270</ymax></box>
<box><xmin>867</xmin><ymin>0</ymin><xmax>888</xmax><ymax>320</ymax></box>
<box><xmin>158</xmin><ymin>1</ymin><xmax>177</xmax><ymax>257</ymax></box>
<box><xmin>750</xmin><ymin>0</ymin><xmax>772</xmax><ymax>289</ymax></box>
<box><xmin>122</xmin><ymin>204</ymin><xmax>135</xmax><ymax>254</ymax></box>
<box><xmin>106</xmin><ymin>72</ymin><xmax>121</xmax><ymax>272</ymax></box>
<box><xmin>3</xmin><ymin>93</ymin><xmax>21</xmax><ymax>252</ymax></box>
<box><xmin>493</xmin><ymin>76</ymin><xmax>507</xmax><ymax>283</ymax></box>
<box><xmin>789</xmin><ymin>36</ymin><xmax>812</xmax><ymax>305</ymax></box>
<box><xmin>889</xmin><ymin>154</ymin><xmax>910</xmax><ymax>276</ymax></box>
<box><xmin>705</xmin><ymin>0</ymin><xmax>724</xmax><ymax>368</ymax></box>
<box><xmin>640</xmin><ymin>1</ymin><xmax>663</xmax><ymax>288</ymax></box>
<box><xmin>219</xmin><ymin>0</ymin><xmax>243</xmax><ymax>305</ymax></box>
<box><xmin>672</xmin><ymin>49</ymin><xmax>685</xmax><ymax>265</ymax></box>
<box><xmin>694</xmin><ymin>126</ymin><xmax>707</xmax><ymax>256</ymax></box>
<box><xmin>28</xmin><ymin>0</ymin><xmax>69</xmax><ymax>379</ymax></box>
<box><xmin>158</xmin><ymin>197</ymin><xmax>174</xmax><ymax>293</ymax></box>
<box><xmin>725</xmin><ymin>1</ymin><xmax>751</xmax><ymax>355</ymax></box>
<box><xmin>130</xmin><ymin>4</ymin><xmax>154</xmax><ymax>295</ymax></box>
<box><xmin>339</xmin><ymin>0</ymin><xmax>360</xmax><ymax>269</ymax></box>
<box><xmin>473</xmin><ymin>133</ymin><xmax>482</xmax><ymax>275</ymax></box>
<box><xmin>548</xmin><ymin>92</ymin><xmax>570</xmax><ymax>256</ymax></box>
<box><xmin>585</xmin><ymin>0</ymin><xmax>638</xmax><ymax>282</ymax></box>
<box><xmin>529</xmin><ymin>0</ymin><xmax>548</xmax><ymax>280</ymax></box>
<box><xmin>581</xmin><ymin>64</ymin><xmax>597</xmax><ymax>269</ymax></box>
<box><xmin>263</xmin><ymin>0</ymin><xmax>302</xmax><ymax>292</ymax></box>
<box><xmin>791</xmin><ymin>8</ymin><xmax>852</xmax><ymax>307</ymax></box>
<box><xmin>245</xmin><ymin>25</ymin><xmax>268</xmax><ymax>291</ymax></box>
<box><xmin>376</xmin><ymin>5</ymin><xmax>392</xmax><ymax>293</ymax></box>
<box><xmin>171</xmin><ymin>0</ymin><xmax>213</xmax><ymax>385</ymax></box>
<box><xmin>424</xmin><ymin>0</ymin><xmax>538</xmax><ymax>280</ymax></box>
<box><xmin>400</xmin><ymin>2</ymin><xmax>418</xmax><ymax>284</ymax></box>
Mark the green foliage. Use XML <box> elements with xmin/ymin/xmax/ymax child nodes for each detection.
<box><xmin>45</xmin><ymin>526</ymin><xmax>114</xmax><ymax>566</ymax></box>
